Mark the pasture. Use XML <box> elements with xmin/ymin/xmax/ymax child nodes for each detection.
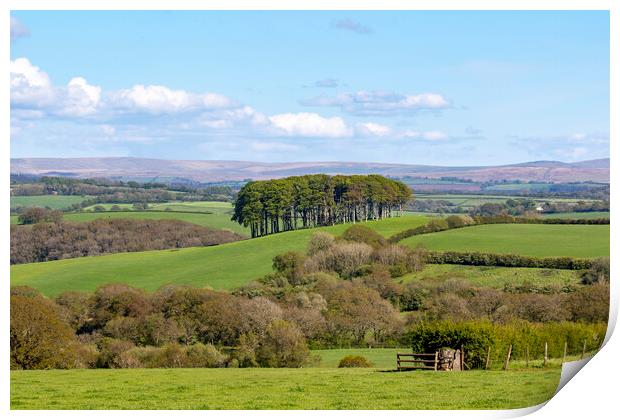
<box><xmin>10</xmin><ymin>215</ymin><xmax>430</xmax><ymax>296</ymax></box>
<box><xmin>398</xmin><ymin>264</ymin><xmax>581</xmax><ymax>289</ymax></box>
<box><xmin>400</xmin><ymin>224</ymin><xmax>609</xmax><ymax>258</ymax></box>
<box><xmin>62</xmin><ymin>210</ymin><xmax>248</xmax><ymax>235</ymax></box>
<box><xmin>10</xmin><ymin>195</ymin><xmax>88</xmax><ymax>210</ymax></box>
<box><xmin>10</xmin><ymin>367</ymin><xmax>561</xmax><ymax>410</ymax></box>
<box><xmin>312</xmin><ymin>348</ymin><xmax>409</xmax><ymax>368</ymax></box>
<box><xmin>540</xmin><ymin>211</ymin><xmax>610</xmax><ymax>220</ymax></box>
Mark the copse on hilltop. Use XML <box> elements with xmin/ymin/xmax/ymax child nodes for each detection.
<box><xmin>232</xmin><ymin>174</ymin><xmax>412</xmax><ymax>238</ymax></box>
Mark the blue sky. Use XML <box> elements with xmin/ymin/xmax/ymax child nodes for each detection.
<box><xmin>10</xmin><ymin>10</ymin><xmax>609</xmax><ymax>165</ymax></box>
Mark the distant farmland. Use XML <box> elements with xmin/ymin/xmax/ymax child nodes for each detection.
<box><xmin>399</xmin><ymin>224</ymin><xmax>610</xmax><ymax>258</ymax></box>
<box><xmin>10</xmin><ymin>195</ymin><xmax>89</xmax><ymax>210</ymax></box>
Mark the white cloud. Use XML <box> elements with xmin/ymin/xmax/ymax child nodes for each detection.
<box><xmin>268</xmin><ymin>112</ymin><xmax>353</xmax><ymax>138</ymax></box>
<box><xmin>356</xmin><ymin>122</ymin><xmax>391</xmax><ymax>137</ymax></box>
<box><xmin>61</xmin><ymin>77</ymin><xmax>102</xmax><ymax>116</ymax></box>
<box><xmin>11</xmin><ymin>58</ymin><xmax>102</xmax><ymax>117</ymax></box>
<box><xmin>300</xmin><ymin>90</ymin><xmax>450</xmax><ymax>115</ymax></box>
<box><xmin>10</xmin><ymin>58</ymin><xmax>54</xmax><ymax>107</ymax></box>
<box><xmin>11</xmin><ymin>17</ymin><xmax>30</xmax><ymax>41</ymax></box>
<box><xmin>111</xmin><ymin>85</ymin><xmax>232</xmax><ymax>114</ymax></box>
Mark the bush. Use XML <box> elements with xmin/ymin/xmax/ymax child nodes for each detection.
<box><xmin>581</xmin><ymin>257</ymin><xmax>610</xmax><ymax>284</ymax></box>
<box><xmin>338</xmin><ymin>355</ymin><xmax>374</xmax><ymax>368</ymax></box>
<box><xmin>256</xmin><ymin>320</ymin><xmax>310</xmax><ymax>367</ymax></box>
<box><xmin>307</xmin><ymin>232</ymin><xmax>335</xmax><ymax>256</ymax></box>
<box><xmin>17</xmin><ymin>207</ymin><xmax>63</xmax><ymax>224</ymax></box>
<box><xmin>427</xmin><ymin>251</ymin><xmax>592</xmax><ymax>270</ymax></box>
<box><xmin>185</xmin><ymin>343</ymin><xmax>228</xmax><ymax>367</ymax></box>
<box><xmin>339</xmin><ymin>225</ymin><xmax>387</xmax><ymax>249</ymax></box>
<box><xmin>406</xmin><ymin>321</ymin><xmax>494</xmax><ymax>368</ymax></box>
<box><xmin>405</xmin><ymin>320</ymin><xmax>607</xmax><ymax>368</ymax></box>
<box><xmin>272</xmin><ymin>251</ymin><xmax>307</xmax><ymax>285</ymax></box>
<box><xmin>11</xmin><ymin>295</ymin><xmax>81</xmax><ymax>369</ymax></box>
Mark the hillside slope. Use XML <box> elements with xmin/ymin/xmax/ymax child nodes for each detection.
<box><xmin>10</xmin><ymin>215</ymin><xmax>430</xmax><ymax>296</ymax></box>
<box><xmin>10</xmin><ymin>157</ymin><xmax>610</xmax><ymax>183</ymax></box>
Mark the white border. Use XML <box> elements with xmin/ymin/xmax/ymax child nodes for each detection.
<box><xmin>3</xmin><ymin>1</ymin><xmax>617</xmax><ymax>419</ymax></box>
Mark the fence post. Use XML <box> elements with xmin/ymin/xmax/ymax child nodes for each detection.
<box><xmin>485</xmin><ymin>346</ymin><xmax>491</xmax><ymax>370</ymax></box>
<box><xmin>581</xmin><ymin>340</ymin><xmax>587</xmax><ymax>359</ymax></box>
<box><xmin>525</xmin><ymin>346</ymin><xmax>529</xmax><ymax>368</ymax></box>
<box><xmin>544</xmin><ymin>342</ymin><xmax>548</xmax><ymax>367</ymax></box>
<box><xmin>460</xmin><ymin>345</ymin><xmax>465</xmax><ymax>370</ymax></box>
<box><xmin>503</xmin><ymin>344</ymin><xmax>512</xmax><ymax>370</ymax></box>
<box><xmin>434</xmin><ymin>351</ymin><xmax>438</xmax><ymax>371</ymax></box>
<box><xmin>562</xmin><ymin>341</ymin><xmax>568</xmax><ymax>364</ymax></box>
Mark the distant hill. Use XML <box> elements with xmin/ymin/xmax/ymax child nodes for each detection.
<box><xmin>10</xmin><ymin>157</ymin><xmax>610</xmax><ymax>183</ymax></box>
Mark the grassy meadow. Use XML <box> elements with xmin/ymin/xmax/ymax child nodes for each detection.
<box><xmin>398</xmin><ymin>264</ymin><xmax>581</xmax><ymax>289</ymax></box>
<box><xmin>312</xmin><ymin>348</ymin><xmax>409</xmax><ymax>368</ymax></box>
<box><xmin>399</xmin><ymin>224</ymin><xmax>609</xmax><ymax>258</ymax></box>
<box><xmin>10</xmin><ymin>195</ymin><xmax>89</xmax><ymax>210</ymax></box>
<box><xmin>10</xmin><ymin>367</ymin><xmax>561</xmax><ymax>410</ymax></box>
<box><xmin>62</xmin><ymin>210</ymin><xmax>248</xmax><ymax>235</ymax></box>
<box><xmin>540</xmin><ymin>211</ymin><xmax>610</xmax><ymax>219</ymax></box>
<box><xmin>10</xmin><ymin>215</ymin><xmax>431</xmax><ymax>296</ymax></box>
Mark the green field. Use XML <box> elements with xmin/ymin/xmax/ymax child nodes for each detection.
<box><xmin>10</xmin><ymin>195</ymin><xmax>89</xmax><ymax>210</ymax></box>
<box><xmin>399</xmin><ymin>264</ymin><xmax>581</xmax><ymax>289</ymax></box>
<box><xmin>541</xmin><ymin>211</ymin><xmax>610</xmax><ymax>220</ymax></box>
<box><xmin>400</xmin><ymin>224</ymin><xmax>609</xmax><ymax>258</ymax></box>
<box><xmin>10</xmin><ymin>215</ymin><xmax>430</xmax><ymax>296</ymax></box>
<box><xmin>10</xmin><ymin>367</ymin><xmax>561</xmax><ymax>409</ymax></box>
<box><xmin>415</xmin><ymin>194</ymin><xmax>596</xmax><ymax>209</ymax></box>
<box><xmin>63</xmin><ymin>211</ymin><xmax>249</xmax><ymax>235</ymax></box>
<box><xmin>312</xmin><ymin>348</ymin><xmax>409</xmax><ymax>369</ymax></box>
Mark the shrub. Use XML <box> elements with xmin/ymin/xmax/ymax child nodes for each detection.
<box><xmin>17</xmin><ymin>207</ymin><xmax>63</xmax><ymax>224</ymax></box>
<box><xmin>186</xmin><ymin>343</ymin><xmax>228</xmax><ymax>367</ymax></box>
<box><xmin>338</xmin><ymin>355</ymin><xmax>374</xmax><ymax>368</ymax></box>
<box><xmin>406</xmin><ymin>321</ymin><xmax>494</xmax><ymax>368</ymax></box>
<box><xmin>272</xmin><ymin>251</ymin><xmax>307</xmax><ymax>285</ymax></box>
<box><xmin>306</xmin><ymin>242</ymin><xmax>374</xmax><ymax>278</ymax></box>
<box><xmin>339</xmin><ymin>225</ymin><xmax>387</xmax><ymax>249</ymax></box>
<box><xmin>256</xmin><ymin>320</ymin><xmax>310</xmax><ymax>367</ymax></box>
<box><xmin>427</xmin><ymin>251</ymin><xmax>592</xmax><ymax>270</ymax></box>
<box><xmin>307</xmin><ymin>232</ymin><xmax>335</xmax><ymax>256</ymax></box>
<box><xmin>10</xmin><ymin>295</ymin><xmax>81</xmax><ymax>369</ymax></box>
<box><xmin>581</xmin><ymin>257</ymin><xmax>610</xmax><ymax>285</ymax></box>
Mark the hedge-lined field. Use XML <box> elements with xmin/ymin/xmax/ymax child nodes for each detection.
<box><xmin>10</xmin><ymin>215</ymin><xmax>429</xmax><ymax>296</ymax></box>
<box><xmin>10</xmin><ymin>367</ymin><xmax>561</xmax><ymax>410</ymax></box>
<box><xmin>398</xmin><ymin>264</ymin><xmax>581</xmax><ymax>289</ymax></box>
<box><xmin>541</xmin><ymin>211</ymin><xmax>610</xmax><ymax>220</ymax></box>
<box><xmin>62</xmin><ymin>211</ymin><xmax>249</xmax><ymax>235</ymax></box>
<box><xmin>10</xmin><ymin>195</ymin><xmax>89</xmax><ymax>210</ymax></box>
<box><xmin>400</xmin><ymin>224</ymin><xmax>609</xmax><ymax>258</ymax></box>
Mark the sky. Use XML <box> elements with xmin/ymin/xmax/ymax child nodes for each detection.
<box><xmin>9</xmin><ymin>10</ymin><xmax>610</xmax><ymax>165</ymax></box>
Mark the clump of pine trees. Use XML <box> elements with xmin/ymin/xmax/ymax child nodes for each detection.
<box><xmin>232</xmin><ymin>174</ymin><xmax>412</xmax><ymax>238</ymax></box>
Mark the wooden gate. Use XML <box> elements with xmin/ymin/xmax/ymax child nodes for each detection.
<box><xmin>396</xmin><ymin>352</ymin><xmax>439</xmax><ymax>371</ymax></box>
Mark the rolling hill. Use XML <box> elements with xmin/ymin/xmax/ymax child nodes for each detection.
<box><xmin>10</xmin><ymin>157</ymin><xmax>610</xmax><ymax>183</ymax></box>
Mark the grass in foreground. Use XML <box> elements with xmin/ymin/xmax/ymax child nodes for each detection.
<box><xmin>400</xmin><ymin>224</ymin><xmax>609</xmax><ymax>258</ymax></box>
<box><xmin>10</xmin><ymin>367</ymin><xmax>561</xmax><ymax>410</ymax></box>
<box><xmin>398</xmin><ymin>264</ymin><xmax>581</xmax><ymax>289</ymax></box>
<box><xmin>11</xmin><ymin>215</ymin><xmax>429</xmax><ymax>297</ymax></box>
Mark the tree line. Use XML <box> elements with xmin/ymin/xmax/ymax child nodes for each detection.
<box><xmin>11</xmin><ymin>219</ymin><xmax>243</xmax><ymax>264</ymax></box>
<box><xmin>232</xmin><ymin>174</ymin><xmax>412</xmax><ymax>238</ymax></box>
